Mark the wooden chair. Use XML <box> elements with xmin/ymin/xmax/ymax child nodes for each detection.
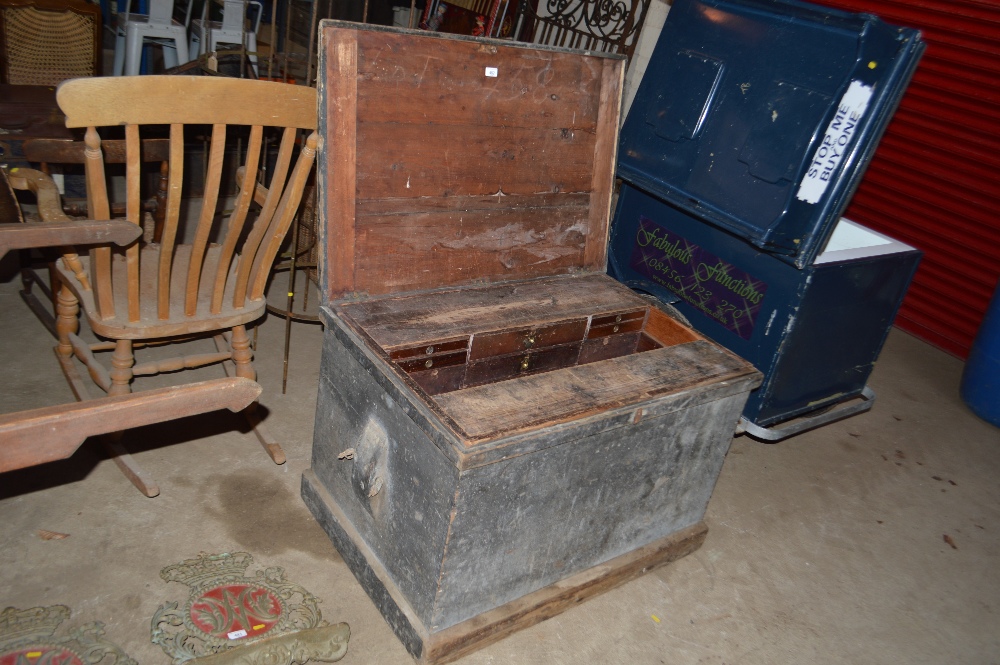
<box><xmin>0</xmin><ymin>167</ymin><xmax>262</xmax><ymax>475</ymax></box>
<box><xmin>48</xmin><ymin>76</ymin><xmax>319</xmax><ymax>496</ymax></box>
<box><xmin>0</xmin><ymin>0</ymin><xmax>101</xmax><ymax>85</ymax></box>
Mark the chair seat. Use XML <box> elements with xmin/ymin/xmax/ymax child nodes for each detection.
<box><xmin>57</xmin><ymin>242</ymin><xmax>265</xmax><ymax>340</ymax></box>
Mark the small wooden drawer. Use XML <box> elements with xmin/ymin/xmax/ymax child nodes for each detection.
<box><xmin>390</xmin><ymin>338</ymin><xmax>469</xmax><ymax>361</ymax></box>
<box><xmin>465</xmin><ymin>344</ymin><xmax>582</xmax><ymax>388</ymax></box>
<box><xmin>579</xmin><ymin>331</ymin><xmax>644</xmax><ymax>365</ymax></box>
<box><xmin>397</xmin><ymin>350</ymin><xmax>468</xmax><ymax>373</ymax></box>
<box><xmin>587</xmin><ymin>309</ymin><xmax>647</xmax><ymax>339</ymax></box>
<box><xmin>469</xmin><ymin>319</ymin><xmax>587</xmax><ymax>361</ymax></box>
<box><xmin>384</xmin><ymin>306</ymin><xmax>696</xmax><ymax>395</ymax></box>
<box><xmin>407</xmin><ymin>364</ymin><xmax>467</xmax><ymax>395</ymax></box>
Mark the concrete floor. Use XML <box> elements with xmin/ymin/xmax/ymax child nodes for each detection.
<box><xmin>1</xmin><ymin>265</ymin><xmax>998</xmax><ymax>664</ymax></box>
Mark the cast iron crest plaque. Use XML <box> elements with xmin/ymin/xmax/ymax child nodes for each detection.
<box><xmin>151</xmin><ymin>552</ymin><xmax>349</xmax><ymax>664</ymax></box>
<box><xmin>0</xmin><ymin>605</ymin><xmax>137</xmax><ymax>665</ymax></box>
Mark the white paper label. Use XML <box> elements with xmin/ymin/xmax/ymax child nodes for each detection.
<box><xmin>485</xmin><ymin>67</ymin><xmax>498</xmax><ymax>78</ymax></box>
<box><xmin>227</xmin><ymin>629</ymin><xmax>248</xmax><ymax>640</ymax></box>
<box><xmin>796</xmin><ymin>80</ymin><xmax>873</xmax><ymax>204</ymax></box>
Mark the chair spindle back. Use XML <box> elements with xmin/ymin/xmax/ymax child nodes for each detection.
<box><xmin>56</xmin><ymin>76</ymin><xmax>319</xmax><ymax>327</ymax></box>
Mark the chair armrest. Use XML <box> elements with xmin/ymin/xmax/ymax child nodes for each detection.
<box><xmin>6</xmin><ymin>167</ymin><xmax>72</xmax><ymax>222</ymax></box>
<box><xmin>0</xmin><ymin>220</ymin><xmax>144</xmax><ymax>259</ymax></box>
<box><xmin>0</xmin><ymin>377</ymin><xmax>262</xmax><ymax>472</ymax></box>
<box><xmin>0</xmin><ymin>167</ymin><xmax>142</xmax><ymax>258</ymax></box>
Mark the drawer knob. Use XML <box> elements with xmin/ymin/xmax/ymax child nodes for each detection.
<box><xmin>613</xmin><ymin>325</ymin><xmax>620</xmax><ymax>333</ymax></box>
<box><xmin>425</xmin><ymin>359</ymin><xmax>433</xmax><ymax>368</ymax></box>
<box><xmin>520</xmin><ymin>356</ymin><xmax>531</xmax><ymax>371</ymax></box>
<box><xmin>426</xmin><ymin>346</ymin><xmax>434</xmax><ymax>354</ymax></box>
<box><xmin>523</xmin><ymin>336</ymin><xmax>536</xmax><ymax>348</ymax></box>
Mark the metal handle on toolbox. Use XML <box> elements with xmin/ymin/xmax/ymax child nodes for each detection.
<box><xmin>737</xmin><ymin>386</ymin><xmax>876</xmax><ymax>442</ymax></box>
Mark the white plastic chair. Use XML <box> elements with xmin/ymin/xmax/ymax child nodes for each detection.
<box><xmin>113</xmin><ymin>0</ymin><xmax>191</xmax><ymax>76</ymax></box>
<box><xmin>189</xmin><ymin>0</ymin><xmax>262</xmax><ymax>75</ymax></box>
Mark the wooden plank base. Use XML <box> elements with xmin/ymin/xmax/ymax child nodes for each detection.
<box><xmin>302</xmin><ymin>469</ymin><xmax>708</xmax><ymax>665</ymax></box>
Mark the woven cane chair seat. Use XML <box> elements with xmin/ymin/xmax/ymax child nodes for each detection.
<box><xmin>0</xmin><ymin>0</ymin><xmax>101</xmax><ymax>85</ymax></box>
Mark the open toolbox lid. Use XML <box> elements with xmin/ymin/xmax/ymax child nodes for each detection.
<box><xmin>316</xmin><ymin>22</ymin><xmax>625</xmax><ymax>303</ymax></box>
<box><xmin>617</xmin><ymin>0</ymin><xmax>924</xmax><ymax>268</ymax></box>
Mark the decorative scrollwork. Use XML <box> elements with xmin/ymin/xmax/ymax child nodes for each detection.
<box><xmin>0</xmin><ymin>605</ymin><xmax>138</xmax><ymax>665</ymax></box>
<box><xmin>151</xmin><ymin>552</ymin><xmax>334</xmax><ymax>665</ymax></box>
<box><xmin>516</xmin><ymin>0</ymin><xmax>651</xmax><ymax>61</ymax></box>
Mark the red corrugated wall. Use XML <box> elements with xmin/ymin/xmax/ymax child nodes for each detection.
<box><xmin>813</xmin><ymin>0</ymin><xmax>1000</xmax><ymax>358</ymax></box>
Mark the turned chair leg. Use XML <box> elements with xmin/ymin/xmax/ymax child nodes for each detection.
<box><xmin>224</xmin><ymin>326</ymin><xmax>286</xmax><ymax>465</ymax></box>
<box><xmin>55</xmin><ymin>284</ymin><xmax>78</xmax><ymax>361</ymax></box>
<box><xmin>230</xmin><ymin>325</ymin><xmax>256</xmax><ymax>382</ymax></box>
<box><xmin>109</xmin><ymin>339</ymin><xmax>134</xmax><ymax>397</ymax></box>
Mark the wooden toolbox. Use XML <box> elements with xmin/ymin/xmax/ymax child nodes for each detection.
<box><xmin>302</xmin><ymin>22</ymin><xmax>762</xmax><ymax>664</ymax></box>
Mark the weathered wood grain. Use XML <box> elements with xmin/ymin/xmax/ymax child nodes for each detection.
<box><xmin>357</xmin><ymin>191</ymin><xmax>589</xmax><ymax>217</ymax></box>
<box><xmin>304</xmin><ymin>464</ymin><xmax>707</xmax><ymax>665</ymax></box>
<box><xmin>356</xmin><ymin>123</ymin><xmax>598</xmax><ymax>199</ymax></box>
<box><xmin>422</xmin><ymin>522</ymin><xmax>707</xmax><ymax>664</ymax></box>
<box><xmin>322</xmin><ymin>29</ymin><xmax>359</xmax><ymax>301</ymax></box>
<box><xmin>0</xmin><ymin>377</ymin><xmax>261</xmax><ymax>472</ymax></box>
<box><xmin>318</xmin><ymin>23</ymin><xmax>625</xmax><ymax>300</ymax></box>
<box><xmin>354</xmin><ymin>206</ymin><xmax>592</xmax><ymax>296</ymax></box>
<box><xmin>339</xmin><ymin>274</ymin><xmax>649</xmax><ymax>349</ymax></box>
<box><xmin>583</xmin><ymin>57</ymin><xmax>622</xmax><ymax>270</ymax></box>
<box><xmin>352</xmin><ymin>30</ymin><xmax>603</xmax><ymax>131</ymax></box>
<box><xmin>435</xmin><ymin>339</ymin><xmax>755</xmax><ymax>442</ymax></box>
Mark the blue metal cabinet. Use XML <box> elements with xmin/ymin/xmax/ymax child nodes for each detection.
<box><xmin>609</xmin><ymin>0</ymin><xmax>925</xmax><ymax>439</ymax></box>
